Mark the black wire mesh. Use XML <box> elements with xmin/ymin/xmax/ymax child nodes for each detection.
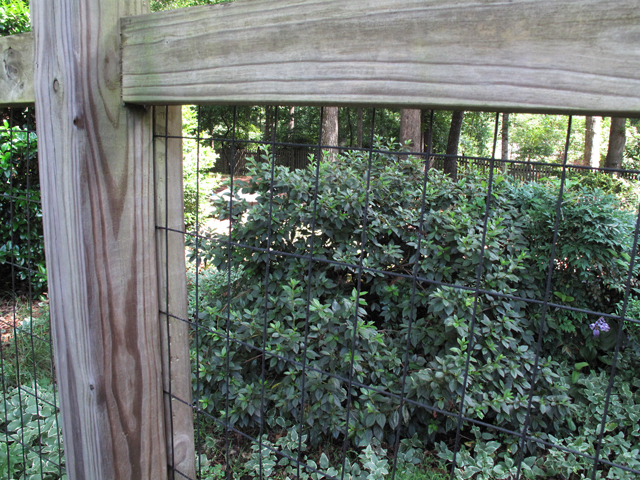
<box><xmin>156</xmin><ymin>106</ymin><xmax>640</xmax><ymax>480</ymax></box>
<box><xmin>0</xmin><ymin>108</ymin><xmax>65</xmax><ymax>479</ymax></box>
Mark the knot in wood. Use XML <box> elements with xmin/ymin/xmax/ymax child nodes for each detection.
<box><xmin>2</xmin><ymin>47</ymin><xmax>22</xmax><ymax>83</ymax></box>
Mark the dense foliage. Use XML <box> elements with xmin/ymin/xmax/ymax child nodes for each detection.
<box><xmin>0</xmin><ymin>0</ymin><xmax>30</xmax><ymax>36</ymax></box>
<box><xmin>182</xmin><ymin>139</ymin><xmax>222</xmax><ymax>231</ymax></box>
<box><xmin>0</xmin><ymin>120</ymin><xmax>46</xmax><ymax>294</ymax></box>
<box><xmin>190</xmin><ymin>144</ymin><xmax>640</xmax><ymax>477</ymax></box>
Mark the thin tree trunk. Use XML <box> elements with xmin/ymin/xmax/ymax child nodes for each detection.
<box><xmin>605</xmin><ymin>117</ymin><xmax>626</xmax><ymax>170</ymax></box>
<box><xmin>400</xmin><ymin>109</ymin><xmax>422</xmax><ymax>153</ymax></box>
<box><xmin>264</xmin><ymin>106</ymin><xmax>274</xmax><ymax>141</ymax></box>
<box><xmin>501</xmin><ymin>113</ymin><xmax>510</xmax><ymax>160</ymax></box>
<box><xmin>584</xmin><ymin>116</ymin><xmax>602</xmax><ymax>168</ymax></box>
<box><xmin>422</xmin><ymin>110</ymin><xmax>433</xmax><ymax>167</ymax></box>
<box><xmin>321</xmin><ymin>106</ymin><xmax>339</xmax><ymax>161</ymax></box>
<box><xmin>289</xmin><ymin>106</ymin><xmax>295</xmax><ymax>132</ymax></box>
<box><xmin>445</xmin><ymin>111</ymin><xmax>465</xmax><ymax>179</ymax></box>
<box><xmin>357</xmin><ymin>108</ymin><xmax>363</xmax><ymax>148</ymax></box>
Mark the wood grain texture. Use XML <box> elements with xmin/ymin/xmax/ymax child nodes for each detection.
<box><xmin>154</xmin><ymin>106</ymin><xmax>196</xmax><ymax>479</ymax></box>
<box><xmin>32</xmin><ymin>0</ymin><xmax>168</xmax><ymax>478</ymax></box>
<box><xmin>0</xmin><ymin>32</ymin><xmax>35</xmax><ymax>106</ymax></box>
<box><xmin>121</xmin><ymin>0</ymin><xmax>640</xmax><ymax>116</ymax></box>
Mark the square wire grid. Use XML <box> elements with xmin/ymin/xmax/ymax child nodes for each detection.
<box><xmin>155</xmin><ymin>106</ymin><xmax>640</xmax><ymax>480</ymax></box>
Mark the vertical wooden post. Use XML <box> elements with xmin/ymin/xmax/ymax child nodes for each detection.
<box><xmin>31</xmin><ymin>0</ymin><xmax>167</xmax><ymax>478</ymax></box>
<box><xmin>155</xmin><ymin>106</ymin><xmax>197</xmax><ymax>479</ymax></box>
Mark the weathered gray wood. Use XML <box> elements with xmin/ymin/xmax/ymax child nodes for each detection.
<box><xmin>32</xmin><ymin>0</ymin><xmax>167</xmax><ymax>478</ymax></box>
<box><xmin>0</xmin><ymin>32</ymin><xmax>35</xmax><ymax>106</ymax></box>
<box><xmin>121</xmin><ymin>0</ymin><xmax>640</xmax><ymax>116</ymax></box>
<box><xmin>154</xmin><ymin>106</ymin><xmax>196</xmax><ymax>479</ymax></box>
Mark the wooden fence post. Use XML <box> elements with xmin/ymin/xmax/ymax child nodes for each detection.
<box><xmin>154</xmin><ymin>106</ymin><xmax>197</xmax><ymax>479</ymax></box>
<box><xmin>31</xmin><ymin>0</ymin><xmax>168</xmax><ymax>478</ymax></box>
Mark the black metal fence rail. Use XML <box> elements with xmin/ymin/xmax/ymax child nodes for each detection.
<box><xmin>214</xmin><ymin>147</ymin><xmax>639</xmax><ymax>183</ymax></box>
<box><xmin>214</xmin><ymin>146</ymin><xmax>312</xmax><ymax>176</ymax></box>
<box><xmin>432</xmin><ymin>155</ymin><xmax>640</xmax><ymax>182</ymax></box>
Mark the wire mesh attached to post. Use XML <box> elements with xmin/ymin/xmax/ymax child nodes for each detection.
<box><xmin>155</xmin><ymin>105</ymin><xmax>640</xmax><ymax>480</ymax></box>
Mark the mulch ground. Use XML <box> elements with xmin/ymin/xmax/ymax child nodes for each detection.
<box><xmin>214</xmin><ymin>176</ymin><xmax>252</xmax><ymax>194</ymax></box>
<box><xmin>0</xmin><ymin>298</ymin><xmax>46</xmax><ymax>344</ymax></box>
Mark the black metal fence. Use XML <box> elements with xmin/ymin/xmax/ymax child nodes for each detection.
<box><xmin>158</xmin><ymin>106</ymin><xmax>640</xmax><ymax>480</ymax></box>
<box><xmin>431</xmin><ymin>155</ymin><xmax>640</xmax><ymax>183</ymax></box>
<box><xmin>0</xmin><ymin>108</ymin><xmax>65</xmax><ymax>479</ymax></box>
<box><xmin>215</xmin><ymin>146</ymin><xmax>639</xmax><ymax>184</ymax></box>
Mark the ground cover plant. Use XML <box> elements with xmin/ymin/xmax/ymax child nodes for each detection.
<box><xmin>189</xmin><ymin>142</ymin><xmax>640</xmax><ymax>478</ymax></box>
<box><xmin>0</xmin><ymin>298</ymin><xmax>65</xmax><ymax>479</ymax></box>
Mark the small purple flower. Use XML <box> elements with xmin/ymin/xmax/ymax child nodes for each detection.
<box><xmin>589</xmin><ymin>317</ymin><xmax>610</xmax><ymax>338</ymax></box>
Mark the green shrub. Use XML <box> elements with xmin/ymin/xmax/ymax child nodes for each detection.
<box><xmin>0</xmin><ymin>0</ymin><xmax>30</xmax><ymax>36</ymax></box>
<box><xmin>183</xmin><ymin>141</ymin><xmax>221</xmax><ymax>231</ymax></box>
<box><xmin>0</xmin><ymin>120</ymin><xmax>46</xmax><ymax>295</ymax></box>
<box><xmin>436</xmin><ymin>359</ymin><xmax>640</xmax><ymax>479</ymax></box>
<box><xmin>188</xmin><ymin>141</ymin><xmax>639</xmax><ymax>475</ymax></box>
<box><xmin>507</xmin><ymin>177</ymin><xmax>639</xmax><ymax>360</ymax></box>
<box><xmin>567</xmin><ymin>170</ymin><xmax>640</xmax><ymax>211</ymax></box>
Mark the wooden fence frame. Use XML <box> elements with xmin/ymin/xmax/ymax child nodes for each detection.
<box><xmin>1</xmin><ymin>0</ymin><xmax>639</xmax><ymax>478</ymax></box>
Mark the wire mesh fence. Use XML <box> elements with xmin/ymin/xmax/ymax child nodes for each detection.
<box><xmin>156</xmin><ymin>105</ymin><xmax>640</xmax><ymax>480</ymax></box>
<box><xmin>0</xmin><ymin>108</ymin><xmax>65</xmax><ymax>479</ymax></box>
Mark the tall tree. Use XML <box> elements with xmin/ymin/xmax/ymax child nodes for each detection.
<box><xmin>501</xmin><ymin>113</ymin><xmax>510</xmax><ymax>160</ymax></box>
<box><xmin>264</xmin><ymin>106</ymin><xmax>275</xmax><ymax>141</ymax></box>
<box><xmin>400</xmin><ymin>109</ymin><xmax>422</xmax><ymax>152</ymax></box>
<box><xmin>584</xmin><ymin>116</ymin><xmax>602</xmax><ymax>168</ymax></box>
<box><xmin>605</xmin><ymin>117</ymin><xmax>626</xmax><ymax>169</ymax></box>
<box><xmin>321</xmin><ymin>107</ymin><xmax>339</xmax><ymax>161</ymax></box>
<box><xmin>445</xmin><ymin>111</ymin><xmax>465</xmax><ymax>179</ymax></box>
<box><xmin>289</xmin><ymin>106</ymin><xmax>295</xmax><ymax>133</ymax></box>
<box><xmin>357</xmin><ymin>108</ymin><xmax>364</xmax><ymax>148</ymax></box>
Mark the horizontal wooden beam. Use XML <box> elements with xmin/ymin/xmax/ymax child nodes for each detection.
<box><xmin>1</xmin><ymin>32</ymin><xmax>35</xmax><ymax>106</ymax></box>
<box><xmin>121</xmin><ymin>0</ymin><xmax>640</xmax><ymax>116</ymax></box>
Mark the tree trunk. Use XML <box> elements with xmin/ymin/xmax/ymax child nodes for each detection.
<box><xmin>605</xmin><ymin>117</ymin><xmax>626</xmax><ymax>170</ymax></box>
<box><xmin>501</xmin><ymin>113</ymin><xmax>510</xmax><ymax>160</ymax></box>
<box><xmin>584</xmin><ymin>116</ymin><xmax>602</xmax><ymax>168</ymax></box>
<box><xmin>289</xmin><ymin>106</ymin><xmax>295</xmax><ymax>132</ymax></box>
<box><xmin>321</xmin><ymin>106</ymin><xmax>339</xmax><ymax>161</ymax></box>
<box><xmin>445</xmin><ymin>110</ymin><xmax>465</xmax><ymax>179</ymax></box>
<box><xmin>264</xmin><ymin>105</ymin><xmax>275</xmax><ymax>141</ymax></box>
<box><xmin>357</xmin><ymin>108</ymin><xmax>364</xmax><ymax>148</ymax></box>
<box><xmin>400</xmin><ymin>109</ymin><xmax>422</xmax><ymax>152</ymax></box>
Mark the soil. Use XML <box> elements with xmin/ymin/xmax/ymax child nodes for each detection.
<box><xmin>0</xmin><ymin>297</ymin><xmax>46</xmax><ymax>343</ymax></box>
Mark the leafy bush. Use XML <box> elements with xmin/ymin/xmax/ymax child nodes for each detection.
<box><xmin>189</xmin><ymin>141</ymin><xmax>640</xmax><ymax>475</ymax></box>
<box><xmin>567</xmin><ymin>171</ymin><xmax>640</xmax><ymax>211</ymax></box>
<box><xmin>183</xmin><ymin>140</ymin><xmax>221</xmax><ymax>231</ymax></box>
<box><xmin>437</xmin><ymin>356</ymin><xmax>640</xmax><ymax>479</ymax></box>
<box><xmin>0</xmin><ymin>0</ymin><xmax>30</xmax><ymax>36</ymax></box>
<box><xmin>0</xmin><ymin>121</ymin><xmax>46</xmax><ymax>295</ymax></box>
<box><xmin>507</xmin><ymin>177</ymin><xmax>639</xmax><ymax>359</ymax></box>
